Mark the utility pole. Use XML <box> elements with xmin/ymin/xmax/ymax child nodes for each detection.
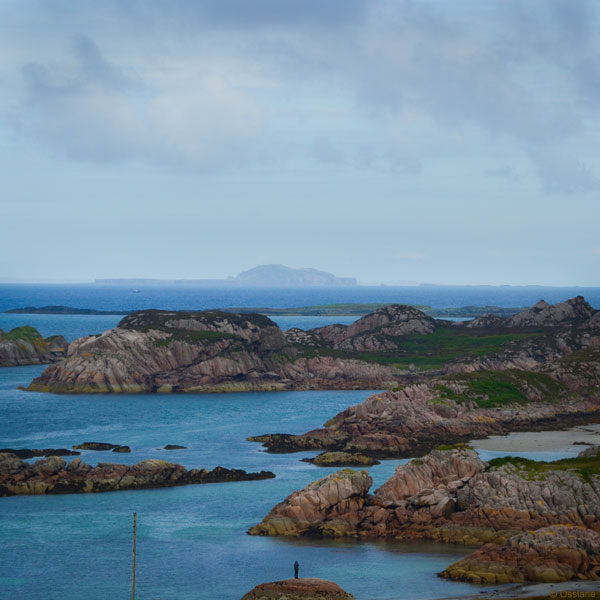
<box><xmin>132</xmin><ymin>512</ymin><xmax>137</xmax><ymax>600</ymax></box>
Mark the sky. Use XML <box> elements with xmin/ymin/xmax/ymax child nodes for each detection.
<box><xmin>1</xmin><ymin>0</ymin><xmax>599</xmax><ymax>286</ymax></box>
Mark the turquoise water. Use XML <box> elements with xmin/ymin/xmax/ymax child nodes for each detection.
<box><xmin>0</xmin><ymin>365</ymin><xmax>482</xmax><ymax>600</ymax></box>
<box><xmin>2</xmin><ymin>292</ymin><xmax>592</xmax><ymax>600</ymax></box>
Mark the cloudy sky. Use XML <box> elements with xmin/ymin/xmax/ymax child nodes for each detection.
<box><xmin>1</xmin><ymin>0</ymin><xmax>598</xmax><ymax>285</ymax></box>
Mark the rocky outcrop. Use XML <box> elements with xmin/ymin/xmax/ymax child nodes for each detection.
<box><xmin>506</xmin><ymin>297</ymin><xmax>596</xmax><ymax>328</ymax></box>
<box><xmin>301</xmin><ymin>452</ymin><xmax>380</xmax><ymax>467</ymax></box>
<box><xmin>249</xmin><ymin>469</ymin><xmax>372</xmax><ymax>537</ymax></box>
<box><xmin>463</xmin><ymin>314</ymin><xmax>507</xmax><ymax>328</ymax></box>
<box><xmin>441</xmin><ymin>525</ymin><xmax>600</xmax><ymax>584</ymax></box>
<box><xmin>312</xmin><ymin>305</ymin><xmax>435</xmax><ymax>352</ymax></box>
<box><xmin>73</xmin><ymin>442</ymin><xmax>124</xmax><ymax>451</ymax></box>
<box><xmin>24</xmin><ymin>298</ymin><xmax>600</xmax><ymax>393</ymax></box>
<box><xmin>27</xmin><ymin>309</ymin><xmax>399</xmax><ymax>393</ymax></box>
<box><xmin>250</xmin><ymin>359</ymin><xmax>600</xmax><ymax>457</ymax></box>
<box><xmin>163</xmin><ymin>444</ymin><xmax>187</xmax><ymax>450</ymax></box>
<box><xmin>284</xmin><ymin>328</ymin><xmax>323</xmax><ymax>347</ymax></box>
<box><xmin>250</xmin><ymin>447</ymin><xmax>600</xmax><ymax>545</ymax></box>
<box><xmin>240</xmin><ymin>578</ymin><xmax>355</xmax><ymax>600</ymax></box>
<box><xmin>0</xmin><ymin>327</ymin><xmax>69</xmax><ymax>367</ymax></box>
<box><xmin>0</xmin><ymin>453</ymin><xmax>275</xmax><ymax>496</ymax></box>
<box><xmin>0</xmin><ymin>448</ymin><xmax>80</xmax><ymax>459</ymax></box>
<box><xmin>579</xmin><ymin>445</ymin><xmax>600</xmax><ymax>458</ymax></box>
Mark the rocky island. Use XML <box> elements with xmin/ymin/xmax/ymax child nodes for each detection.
<box><xmin>0</xmin><ymin>326</ymin><xmax>68</xmax><ymax>367</ymax></box>
<box><xmin>240</xmin><ymin>578</ymin><xmax>355</xmax><ymax>600</ymax></box>
<box><xmin>249</xmin><ymin>445</ymin><xmax>600</xmax><ymax>584</ymax></box>
<box><xmin>0</xmin><ymin>452</ymin><xmax>275</xmax><ymax>496</ymax></box>
<box><xmin>25</xmin><ymin>296</ymin><xmax>600</xmax><ymax>396</ymax></box>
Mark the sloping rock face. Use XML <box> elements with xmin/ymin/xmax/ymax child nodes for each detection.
<box><xmin>506</xmin><ymin>297</ymin><xmax>596</xmax><ymax>328</ymax></box>
<box><xmin>0</xmin><ymin>453</ymin><xmax>274</xmax><ymax>496</ymax></box>
<box><xmin>249</xmin><ymin>448</ymin><xmax>600</xmax><ymax>545</ymax></box>
<box><xmin>0</xmin><ymin>327</ymin><xmax>69</xmax><ymax>366</ymax></box>
<box><xmin>249</xmin><ymin>469</ymin><xmax>372</xmax><ymax>537</ymax></box>
<box><xmin>284</xmin><ymin>328</ymin><xmax>322</xmax><ymax>347</ymax></box>
<box><xmin>312</xmin><ymin>305</ymin><xmax>435</xmax><ymax>351</ymax></box>
<box><xmin>27</xmin><ymin>310</ymin><xmax>399</xmax><ymax>393</ymax></box>
<box><xmin>241</xmin><ymin>578</ymin><xmax>355</xmax><ymax>600</ymax></box>
<box><xmin>251</xmin><ymin>360</ymin><xmax>600</xmax><ymax>457</ymax></box>
<box><xmin>441</xmin><ymin>525</ymin><xmax>600</xmax><ymax>584</ymax></box>
<box><xmin>463</xmin><ymin>314</ymin><xmax>507</xmax><ymax>328</ymax></box>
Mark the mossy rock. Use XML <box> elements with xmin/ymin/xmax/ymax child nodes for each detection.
<box><xmin>302</xmin><ymin>452</ymin><xmax>380</xmax><ymax>467</ymax></box>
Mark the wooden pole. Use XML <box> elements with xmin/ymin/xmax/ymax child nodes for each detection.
<box><xmin>132</xmin><ymin>512</ymin><xmax>137</xmax><ymax>600</ymax></box>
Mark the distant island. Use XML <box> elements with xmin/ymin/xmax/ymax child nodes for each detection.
<box><xmin>5</xmin><ymin>303</ymin><xmax>522</xmax><ymax>318</ymax></box>
<box><xmin>95</xmin><ymin>264</ymin><xmax>357</xmax><ymax>287</ymax></box>
<box><xmin>6</xmin><ymin>306</ymin><xmax>129</xmax><ymax>316</ymax></box>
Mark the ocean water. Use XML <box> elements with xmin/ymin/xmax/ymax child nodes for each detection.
<box><xmin>0</xmin><ymin>366</ymin><xmax>481</xmax><ymax>600</ymax></box>
<box><xmin>1</xmin><ymin>285</ymin><xmax>597</xmax><ymax>600</ymax></box>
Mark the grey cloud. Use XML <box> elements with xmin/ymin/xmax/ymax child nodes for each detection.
<box><xmin>530</xmin><ymin>149</ymin><xmax>600</xmax><ymax>195</ymax></box>
<box><xmin>9</xmin><ymin>1</ymin><xmax>600</xmax><ymax>190</ymax></box>
<box><xmin>22</xmin><ymin>35</ymin><xmax>133</xmax><ymax>99</ymax></box>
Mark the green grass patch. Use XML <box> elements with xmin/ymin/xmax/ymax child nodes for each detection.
<box><xmin>488</xmin><ymin>455</ymin><xmax>600</xmax><ymax>483</ymax></box>
<box><xmin>298</xmin><ymin>326</ymin><xmax>543</xmax><ymax>371</ymax></box>
<box><xmin>435</xmin><ymin>370</ymin><xmax>566</xmax><ymax>408</ymax></box>
<box><xmin>0</xmin><ymin>326</ymin><xmax>43</xmax><ymax>343</ymax></box>
<box><xmin>435</xmin><ymin>443</ymin><xmax>473</xmax><ymax>451</ymax></box>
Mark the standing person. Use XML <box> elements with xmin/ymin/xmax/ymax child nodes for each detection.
<box><xmin>294</xmin><ymin>561</ymin><xmax>299</xmax><ymax>579</ymax></box>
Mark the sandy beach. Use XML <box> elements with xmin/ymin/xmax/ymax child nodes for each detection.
<box><xmin>444</xmin><ymin>580</ymin><xmax>600</xmax><ymax>599</ymax></box>
<box><xmin>470</xmin><ymin>424</ymin><xmax>600</xmax><ymax>454</ymax></box>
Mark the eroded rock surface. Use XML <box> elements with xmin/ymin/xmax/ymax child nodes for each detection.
<box><xmin>0</xmin><ymin>453</ymin><xmax>275</xmax><ymax>496</ymax></box>
<box><xmin>251</xmin><ymin>353</ymin><xmax>600</xmax><ymax>457</ymax></box>
<box><xmin>240</xmin><ymin>578</ymin><xmax>355</xmax><ymax>600</ymax></box>
<box><xmin>249</xmin><ymin>469</ymin><xmax>372</xmax><ymax>537</ymax></box>
<box><xmin>441</xmin><ymin>525</ymin><xmax>600</xmax><ymax>584</ymax></box>
<box><xmin>0</xmin><ymin>327</ymin><xmax>69</xmax><ymax>367</ymax></box>
<box><xmin>250</xmin><ymin>447</ymin><xmax>600</xmax><ymax>545</ymax></box>
<box><xmin>27</xmin><ymin>310</ymin><xmax>399</xmax><ymax>393</ymax></box>
<box><xmin>312</xmin><ymin>305</ymin><xmax>435</xmax><ymax>352</ymax></box>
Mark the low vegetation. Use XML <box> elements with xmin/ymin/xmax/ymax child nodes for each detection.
<box><xmin>298</xmin><ymin>327</ymin><xmax>543</xmax><ymax>371</ymax></box>
<box><xmin>488</xmin><ymin>455</ymin><xmax>600</xmax><ymax>483</ymax></box>
<box><xmin>435</xmin><ymin>370</ymin><xmax>567</xmax><ymax>408</ymax></box>
<box><xmin>0</xmin><ymin>326</ymin><xmax>43</xmax><ymax>343</ymax></box>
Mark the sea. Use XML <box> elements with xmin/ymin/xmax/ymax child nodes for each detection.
<box><xmin>1</xmin><ymin>284</ymin><xmax>598</xmax><ymax>600</ymax></box>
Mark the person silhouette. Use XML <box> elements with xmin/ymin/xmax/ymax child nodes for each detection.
<box><xmin>294</xmin><ymin>561</ymin><xmax>299</xmax><ymax>579</ymax></box>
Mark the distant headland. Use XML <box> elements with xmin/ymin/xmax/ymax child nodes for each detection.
<box><xmin>95</xmin><ymin>264</ymin><xmax>357</xmax><ymax>287</ymax></box>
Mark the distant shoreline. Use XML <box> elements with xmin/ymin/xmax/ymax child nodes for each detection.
<box><xmin>4</xmin><ymin>303</ymin><xmax>523</xmax><ymax>318</ymax></box>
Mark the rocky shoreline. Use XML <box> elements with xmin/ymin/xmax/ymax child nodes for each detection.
<box><xmin>249</xmin><ymin>346</ymin><xmax>600</xmax><ymax>458</ymax></box>
<box><xmin>24</xmin><ymin>296</ymin><xmax>600</xmax><ymax>394</ymax></box>
<box><xmin>248</xmin><ymin>445</ymin><xmax>600</xmax><ymax>584</ymax></box>
<box><xmin>0</xmin><ymin>452</ymin><xmax>275</xmax><ymax>496</ymax></box>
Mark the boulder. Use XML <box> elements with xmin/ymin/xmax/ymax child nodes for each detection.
<box><xmin>248</xmin><ymin>469</ymin><xmax>372</xmax><ymax>537</ymax></box>
<box><xmin>301</xmin><ymin>452</ymin><xmax>380</xmax><ymax>467</ymax></box>
<box><xmin>240</xmin><ymin>578</ymin><xmax>354</xmax><ymax>600</ymax></box>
